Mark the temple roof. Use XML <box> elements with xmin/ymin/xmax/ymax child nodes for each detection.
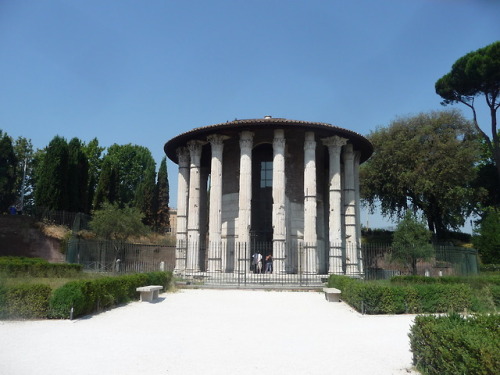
<box><xmin>164</xmin><ymin>116</ymin><xmax>373</xmax><ymax>163</ymax></box>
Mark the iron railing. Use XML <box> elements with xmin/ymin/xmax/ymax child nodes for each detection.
<box><xmin>67</xmin><ymin>238</ymin><xmax>479</xmax><ymax>287</ymax></box>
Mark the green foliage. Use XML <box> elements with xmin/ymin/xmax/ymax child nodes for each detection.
<box><xmin>0</xmin><ymin>256</ymin><xmax>83</xmax><ymax>277</ymax></box>
<box><xmin>391</xmin><ymin>212</ymin><xmax>434</xmax><ymax>275</ymax></box>
<box><xmin>90</xmin><ymin>202</ymin><xmax>150</xmax><ymax>241</ymax></box>
<box><xmin>409</xmin><ymin>313</ymin><xmax>500</xmax><ymax>375</ymax></box>
<box><xmin>82</xmin><ymin>138</ymin><xmax>104</xmax><ymax>212</ymax></box>
<box><xmin>94</xmin><ymin>144</ymin><xmax>156</xmax><ymax>210</ymax></box>
<box><xmin>361</xmin><ymin>110</ymin><xmax>482</xmax><ymax>237</ymax></box>
<box><xmin>328</xmin><ymin>275</ymin><xmax>478</xmax><ymax>314</ymax></box>
<box><xmin>0</xmin><ymin>130</ymin><xmax>18</xmax><ymax>212</ymax></box>
<box><xmin>48</xmin><ymin>271</ymin><xmax>172</xmax><ymax>319</ymax></box>
<box><xmin>154</xmin><ymin>157</ymin><xmax>170</xmax><ymax>232</ymax></box>
<box><xmin>472</xmin><ymin>207</ymin><xmax>500</xmax><ymax>264</ymax></box>
<box><xmin>67</xmin><ymin>138</ymin><xmax>89</xmax><ymax>213</ymax></box>
<box><xmin>34</xmin><ymin>136</ymin><xmax>69</xmax><ymax>210</ymax></box>
<box><xmin>436</xmin><ymin>41</ymin><xmax>500</xmax><ymax>196</ymax></box>
<box><xmin>0</xmin><ymin>283</ymin><xmax>52</xmax><ymax>319</ymax></box>
<box><xmin>93</xmin><ymin>158</ymin><xmax>120</xmax><ymax>209</ymax></box>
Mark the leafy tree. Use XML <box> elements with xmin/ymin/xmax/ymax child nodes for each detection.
<box><xmin>67</xmin><ymin>138</ymin><xmax>89</xmax><ymax>213</ymax></box>
<box><xmin>154</xmin><ymin>157</ymin><xmax>170</xmax><ymax>232</ymax></box>
<box><xmin>34</xmin><ymin>136</ymin><xmax>70</xmax><ymax>210</ymax></box>
<box><xmin>82</xmin><ymin>138</ymin><xmax>104</xmax><ymax>212</ymax></box>
<box><xmin>89</xmin><ymin>202</ymin><xmax>149</xmax><ymax>242</ymax></box>
<box><xmin>0</xmin><ymin>130</ymin><xmax>18</xmax><ymax>212</ymax></box>
<box><xmin>435</xmin><ymin>41</ymin><xmax>500</xmax><ymax>191</ymax></box>
<box><xmin>472</xmin><ymin>208</ymin><xmax>500</xmax><ymax>264</ymax></box>
<box><xmin>361</xmin><ymin>110</ymin><xmax>483</xmax><ymax>237</ymax></box>
<box><xmin>93</xmin><ymin>144</ymin><xmax>156</xmax><ymax>214</ymax></box>
<box><xmin>391</xmin><ymin>211</ymin><xmax>434</xmax><ymax>275</ymax></box>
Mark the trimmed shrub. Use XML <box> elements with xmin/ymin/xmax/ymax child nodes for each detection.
<box><xmin>0</xmin><ymin>283</ymin><xmax>52</xmax><ymax>319</ymax></box>
<box><xmin>328</xmin><ymin>275</ymin><xmax>473</xmax><ymax>314</ymax></box>
<box><xmin>48</xmin><ymin>271</ymin><xmax>172</xmax><ymax>319</ymax></box>
<box><xmin>409</xmin><ymin>313</ymin><xmax>500</xmax><ymax>375</ymax></box>
<box><xmin>0</xmin><ymin>256</ymin><xmax>82</xmax><ymax>278</ymax></box>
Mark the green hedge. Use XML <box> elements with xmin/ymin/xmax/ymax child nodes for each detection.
<box><xmin>391</xmin><ymin>274</ymin><xmax>500</xmax><ymax>287</ymax></box>
<box><xmin>0</xmin><ymin>256</ymin><xmax>83</xmax><ymax>277</ymax></box>
<box><xmin>409</xmin><ymin>313</ymin><xmax>500</xmax><ymax>375</ymax></box>
<box><xmin>0</xmin><ymin>283</ymin><xmax>52</xmax><ymax>319</ymax></box>
<box><xmin>49</xmin><ymin>271</ymin><xmax>173</xmax><ymax>319</ymax></box>
<box><xmin>0</xmin><ymin>271</ymin><xmax>172</xmax><ymax>320</ymax></box>
<box><xmin>327</xmin><ymin>275</ymin><xmax>474</xmax><ymax>314</ymax></box>
<box><xmin>390</xmin><ymin>275</ymin><xmax>500</xmax><ymax>312</ymax></box>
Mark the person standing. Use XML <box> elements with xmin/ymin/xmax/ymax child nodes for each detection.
<box><xmin>265</xmin><ymin>254</ymin><xmax>273</xmax><ymax>273</ymax></box>
<box><xmin>252</xmin><ymin>251</ymin><xmax>263</xmax><ymax>273</ymax></box>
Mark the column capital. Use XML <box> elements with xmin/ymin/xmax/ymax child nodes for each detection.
<box><xmin>207</xmin><ymin>134</ymin><xmax>229</xmax><ymax>147</ymax></box>
<box><xmin>322</xmin><ymin>135</ymin><xmax>348</xmax><ymax>149</ymax></box>
<box><xmin>342</xmin><ymin>143</ymin><xmax>354</xmax><ymax>161</ymax></box>
<box><xmin>176</xmin><ymin>147</ymin><xmax>190</xmax><ymax>166</ymax></box>
<box><xmin>239</xmin><ymin>131</ymin><xmax>254</xmax><ymax>151</ymax></box>
<box><xmin>187</xmin><ymin>140</ymin><xmax>205</xmax><ymax>163</ymax></box>
<box><xmin>304</xmin><ymin>132</ymin><xmax>316</xmax><ymax>151</ymax></box>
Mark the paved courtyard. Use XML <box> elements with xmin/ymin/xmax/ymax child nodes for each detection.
<box><xmin>0</xmin><ymin>289</ymin><xmax>419</xmax><ymax>375</ymax></box>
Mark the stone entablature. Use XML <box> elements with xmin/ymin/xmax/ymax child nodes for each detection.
<box><xmin>165</xmin><ymin>116</ymin><xmax>373</xmax><ymax>275</ymax></box>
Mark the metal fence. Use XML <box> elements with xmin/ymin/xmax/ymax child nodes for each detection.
<box><xmin>67</xmin><ymin>238</ymin><xmax>176</xmax><ymax>273</ymax></box>
<box><xmin>67</xmin><ymin>238</ymin><xmax>479</xmax><ymax>287</ymax></box>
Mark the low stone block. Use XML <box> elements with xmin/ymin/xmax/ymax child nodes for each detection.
<box><xmin>323</xmin><ymin>287</ymin><xmax>341</xmax><ymax>302</ymax></box>
<box><xmin>136</xmin><ymin>285</ymin><xmax>163</xmax><ymax>302</ymax></box>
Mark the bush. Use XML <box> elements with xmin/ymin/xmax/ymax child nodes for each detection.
<box><xmin>328</xmin><ymin>275</ymin><xmax>474</xmax><ymax>314</ymax></box>
<box><xmin>409</xmin><ymin>313</ymin><xmax>500</xmax><ymax>374</ymax></box>
<box><xmin>0</xmin><ymin>256</ymin><xmax>82</xmax><ymax>277</ymax></box>
<box><xmin>49</xmin><ymin>271</ymin><xmax>172</xmax><ymax>319</ymax></box>
<box><xmin>0</xmin><ymin>283</ymin><xmax>52</xmax><ymax>319</ymax></box>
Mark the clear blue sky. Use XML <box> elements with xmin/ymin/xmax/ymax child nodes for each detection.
<box><xmin>1</xmin><ymin>0</ymin><xmax>498</xmax><ymax>231</ymax></box>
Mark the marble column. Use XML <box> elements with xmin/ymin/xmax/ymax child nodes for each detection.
<box><xmin>272</xmin><ymin>129</ymin><xmax>286</xmax><ymax>273</ymax></box>
<box><xmin>323</xmin><ymin>136</ymin><xmax>348</xmax><ymax>274</ymax></box>
<box><xmin>175</xmin><ymin>147</ymin><xmax>189</xmax><ymax>272</ymax></box>
<box><xmin>354</xmin><ymin>150</ymin><xmax>363</xmax><ymax>274</ymax></box>
<box><xmin>187</xmin><ymin>140</ymin><xmax>203</xmax><ymax>273</ymax></box>
<box><xmin>343</xmin><ymin>143</ymin><xmax>359</xmax><ymax>275</ymax></box>
<box><xmin>207</xmin><ymin>134</ymin><xmax>226</xmax><ymax>272</ymax></box>
<box><xmin>237</xmin><ymin>131</ymin><xmax>253</xmax><ymax>270</ymax></box>
<box><xmin>303</xmin><ymin>132</ymin><xmax>317</xmax><ymax>273</ymax></box>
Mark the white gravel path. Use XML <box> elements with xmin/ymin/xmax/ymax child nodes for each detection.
<box><xmin>0</xmin><ymin>289</ymin><xmax>419</xmax><ymax>375</ymax></box>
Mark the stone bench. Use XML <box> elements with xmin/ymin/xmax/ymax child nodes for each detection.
<box><xmin>323</xmin><ymin>287</ymin><xmax>341</xmax><ymax>302</ymax></box>
<box><xmin>136</xmin><ymin>285</ymin><xmax>163</xmax><ymax>302</ymax></box>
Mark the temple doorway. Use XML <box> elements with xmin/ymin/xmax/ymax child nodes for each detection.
<box><xmin>251</xmin><ymin>144</ymin><xmax>273</xmax><ymax>246</ymax></box>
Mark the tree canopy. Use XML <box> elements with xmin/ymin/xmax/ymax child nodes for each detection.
<box><xmin>435</xmin><ymin>41</ymin><xmax>500</xmax><ymax>194</ymax></box>
<box><xmin>361</xmin><ymin>110</ymin><xmax>483</xmax><ymax>237</ymax></box>
<box><xmin>94</xmin><ymin>143</ymin><xmax>156</xmax><ymax>210</ymax></box>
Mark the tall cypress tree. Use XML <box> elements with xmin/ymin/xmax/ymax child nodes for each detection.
<box><xmin>93</xmin><ymin>158</ymin><xmax>120</xmax><ymax>210</ymax></box>
<box><xmin>0</xmin><ymin>131</ymin><xmax>18</xmax><ymax>212</ymax></box>
<box><xmin>82</xmin><ymin>138</ymin><xmax>104</xmax><ymax>212</ymax></box>
<box><xmin>34</xmin><ymin>136</ymin><xmax>69</xmax><ymax>210</ymax></box>
<box><xmin>155</xmin><ymin>157</ymin><xmax>170</xmax><ymax>232</ymax></box>
<box><xmin>136</xmin><ymin>165</ymin><xmax>156</xmax><ymax>226</ymax></box>
<box><xmin>67</xmin><ymin>138</ymin><xmax>89</xmax><ymax>213</ymax></box>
